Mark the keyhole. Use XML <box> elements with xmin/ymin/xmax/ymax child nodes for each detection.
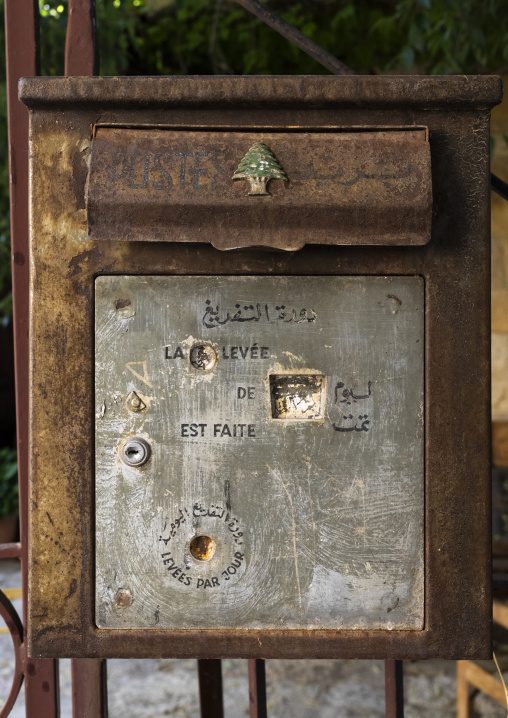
<box><xmin>120</xmin><ymin>437</ymin><xmax>151</xmax><ymax>467</ymax></box>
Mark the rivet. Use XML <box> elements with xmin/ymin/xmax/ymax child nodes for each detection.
<box><xmin>190</xmin><ymin>344</ymin><xmax>217</xmax><ymax>371</ymax></box>
<box><xmin>114</xmin><ymin>588</ymin><xmax>133</xmax><ymax>608</ymax></box>
<box><xmin>125</xmin><ymin>390</ymin><xmax>146</xmax><ymax>413</ymax></box>
<box><xmin>190</xmin><ymin>535</ymin><xmax>216</xmax><ymax>561</ymax></box>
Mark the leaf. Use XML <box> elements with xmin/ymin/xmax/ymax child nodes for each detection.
<box><xmin>401</xmin><ymin>47</ymin><xmax>415</xmax><ymax>67</ymax></box>
<box><xmin>0</xmin><ymin>446</ymin><xmax>18</xmax><ymax>518</ymax></box>
<box><xmin>408</xmin><ymin>22</ymin><xmax>425</xmax><ymax>52</ymax></box>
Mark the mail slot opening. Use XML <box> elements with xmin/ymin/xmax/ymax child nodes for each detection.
<box><xmin>270</xmin><ymin>374</ymin><xmax>325</xmax><ymax>420</ymax></box>
<box><xmin>190</xmin><ymin>536</ymin><xmax>216</xmax><ymax>561</ymax></box>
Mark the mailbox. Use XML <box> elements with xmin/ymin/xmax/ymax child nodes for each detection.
<box><xmin>22</xmin><ymin>75</ymin><xmax>502</xmax><ymax>659</ymax></box>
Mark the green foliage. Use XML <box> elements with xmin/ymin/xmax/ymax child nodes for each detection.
<box><xmin>90</xmin><ymin>0</ymin><xmax>404</xmax><ymax>76</ymax></box>
<box><xmin>374</xmin><ymin>0</ymin><xmax>508</xmax><ymax>74</ymax></box>
<box><xmin>0</xmin><ymin>2</ymin><xmax>505</xmax><ymax>313</ymax></box>
<box><xmin>33</xmin><ymin>0</ymin><xmax>508</xmax><ymax>79</ymax></box>
<box><xmin>39</xmin><ymin>1</ymin><xmax>67</xmax><ymax>76</ymax></box>
<box><xmin>0</xmin><ymin>446</ymin><xmax>18</xmax><ymax>518</ymax></box>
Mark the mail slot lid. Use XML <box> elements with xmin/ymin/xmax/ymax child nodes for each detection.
<box><xmin>87</xmin><ymin>128</ymin><xmax>431</xmax><ymax>251</ymax></box>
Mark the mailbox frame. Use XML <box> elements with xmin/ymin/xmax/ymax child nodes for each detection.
<box><xmin>22</xmin><ymin>75</ymin><xmax>502</xmax><ymax>659</ymax></box>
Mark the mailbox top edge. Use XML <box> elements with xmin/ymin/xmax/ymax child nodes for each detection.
<box><xmin>18</xmin><ymin>74</ymin><xmax>503</xmax><ymax>111</ymax></box>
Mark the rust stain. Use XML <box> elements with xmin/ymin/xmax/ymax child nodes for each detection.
<box><xmin>65</xmin><ymin>579</ymin><xmax>77</xmax><ymax>600</ymax></box>
<box><xmin>114</xmin><ymin>589</ymin><xmax>133</xmax><ymax>608</ymax></box>
<box><xmin>67</xmin><ymin>245</ymin><xmax>102</xmax><ymax>278</ymax></box>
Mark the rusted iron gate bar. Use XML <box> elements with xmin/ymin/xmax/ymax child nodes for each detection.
<box><xmin>2</xmin><ymin>0</ymin><xmax>108</xmax><ymax>715</ymax></box>
<box><xmin>2</xmin><ymin>0</ymin><xmax>60</xmax><ymax>715</ymax></box>
<box><xmin>64</xmin><ymin>1</ymin><xmax>106</xmax><ymax>713</ymax></box>
<box><xmin>385</xmin><ymin>660</ymin><xmax>404</xmax><ymax>718</ymax></box>
<box><xmin>492</xmin><ymin>173</ymin><xmax>508</xmax><ymax>201</ymax></box>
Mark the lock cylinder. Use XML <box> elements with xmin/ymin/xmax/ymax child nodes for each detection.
<box><xmin>120</xmin><ymin>437</ymin><xmax>151</xmax><ymax>467</ymax></box>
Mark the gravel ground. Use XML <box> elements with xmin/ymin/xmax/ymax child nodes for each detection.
<box><xmin>1</xmin><ymin>559</ymin><xmax>506</xmax><ymax>717</ymax></box>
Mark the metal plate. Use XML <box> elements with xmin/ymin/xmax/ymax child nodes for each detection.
<box><xmin>95</xmin><ymin>275</ymin><xmax>424</xmax><ymax>630</ymax></box>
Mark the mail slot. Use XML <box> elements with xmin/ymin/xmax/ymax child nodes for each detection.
<box><xmin>87</xmin><ymin>127</ymin><xmax>431</xmax><ymax>250</ymax></box>
<box><xmin>21</xmin><ymin>75</ymin><xmax>502</xmax><ymax>660</ymax></box>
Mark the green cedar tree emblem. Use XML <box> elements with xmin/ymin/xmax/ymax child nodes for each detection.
<box><xmin>232</xmin><ymin>142</ymin><xmax>287</xmax><ymax>196</ymax></box>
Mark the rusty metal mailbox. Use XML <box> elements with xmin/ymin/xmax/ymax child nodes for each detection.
<box><xmin>22</xmin><ymin>75</ymin><xmax>502</xmax><ymax>660</ymax></box>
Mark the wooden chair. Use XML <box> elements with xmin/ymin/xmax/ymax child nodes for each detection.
<box><xmin>457</xmin><ymin>600</ymin><xmax>508</xmax><ymax>717</ymax></box>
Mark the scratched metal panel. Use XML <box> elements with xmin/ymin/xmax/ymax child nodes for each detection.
<box><xmin>95</xmin><ymin>276</ymin><xmax>424</xmax><ymax>630</ymax></box>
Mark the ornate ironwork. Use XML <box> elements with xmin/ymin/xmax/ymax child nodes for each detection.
<box><xmin>0</xmin><ymin>590</ymin><xmax>24</xmax><ymax>717</ymax></box>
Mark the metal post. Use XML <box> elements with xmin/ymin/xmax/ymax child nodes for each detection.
<box><xmin>248</xmin><ymin>659</ymin><xmax>267</xmax><ymax>718</ymax></box>
<box><xmin>65</xmin><ymin>0</ymin><xmax>98</xmax><ymax>76</ymax></box>
<box><xmin>64</xmin><ymin>3</ymin><xmax>106</xmax><ymax>713</ymax></box>
<box><xmin>4</xmin><ymin>0</ymin><xmax>60</xmax><ymax>714</ymax></box>
<box><xmin>197</xmin><ymin>659</ymin><xmax>224</xmax><ymax>718</ymax></box>
<box><xmin>385</xmin><ymin>660</ymin><xmax>404</xmax><ymax>718</ymax></box>
<box><xmin>71</xmin><ymin>660</ymin><xmax>108</xmax><ymax>718</ymax></box>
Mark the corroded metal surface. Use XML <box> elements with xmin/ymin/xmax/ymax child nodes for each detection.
<box><xmin>24</xmin><ymin>76</ymin><xmax>502</xmax><ymax>660</ymax></box>
<box><xmin>5</xmin><ymin>0</ymin><xmax>62</xmax><ymax>711</ymax></box>
<box><xmin>270</xmin><ymin>374</ymin><xmax>325</xmax><ymax>420</ymax></box>
<box><xmin>65</xmin><ymin>0</ymin><xmax>98</xmax><ymax>76</ymax></box>
<box><xmin>95</xmin><ymin>276</ymin><xmax>424</xmax><ymax>630</ymax></box>
<box><xmin>19</xmin><ymin>75</ymin><xmax>503</xmax><ymax>109</ymax></box>
<box><xmin>87</xmin><ymin>128</ymin><xmax>431</xmax><ymax>250</ymax></box>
